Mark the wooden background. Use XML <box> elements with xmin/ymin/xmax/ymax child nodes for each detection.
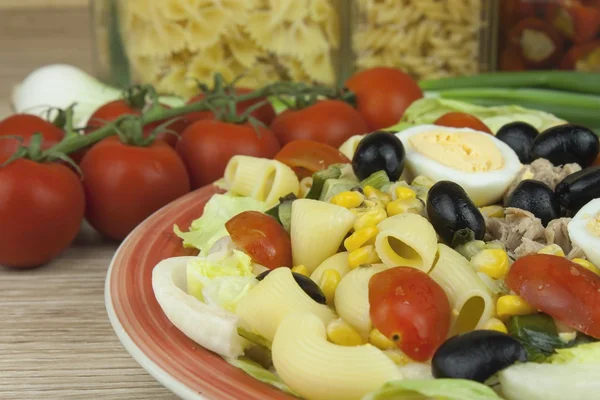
<box><xmin>0</xmin><ymin>4</ymin><xmax>178</xmax><ymax>399</ymax></box>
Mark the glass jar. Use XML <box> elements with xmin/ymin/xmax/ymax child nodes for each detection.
<box><xmin>91</xmin><ymin>0</ymin><xmax>344</xmax><ymax>97</ymax></box>
<box><xmin>348</xmin><ymin>0</ymin><xmax>497</xmax><ymax>80</ymax></box>
<box><xmin>498</xmin><ymin>0</ymin><xmax>600</xmax><ymax>72</ymax></box>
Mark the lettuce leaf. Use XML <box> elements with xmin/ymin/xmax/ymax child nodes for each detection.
<box><xmin>226</xmin><ymin>357</ymin><xmax>301</xmax><ymax>397</ymax></box>
<box><xmin>186</xmin><ymin>250</ymin><xmax>257</xmax><ymax>312</ymax></box>
<box><xmin>362</xmin><ymin>379</ymin><xmax>502</xmax><ymax>400</ymax></box>
<box><xmin>174</xmin><ymin>194</ymin><xmax>267</xmax><ymax>255</ymax></box>
<box><xmin>548</xmin><ymin>341</ymin><xmax>600</xmax><ymax>364</ymax></box>
<box><xmin>388</xmin><ymin>98</ymin><xmax>566</xmax><ymax>134</ymax></box>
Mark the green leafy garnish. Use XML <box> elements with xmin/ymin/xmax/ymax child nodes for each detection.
<box><xmin>226</xmin><ymin>357</ymin><xmax>301</xmax><ymax>397</ymax></box>
<box><xmin>362</xmin><ymin>379</ymin><xmax>502</xmax><ymax>400</ymax></box>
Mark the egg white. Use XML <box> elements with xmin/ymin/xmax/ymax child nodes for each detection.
<box><xmin>395</xmin><ymin>125</ymin><xmax>522</xmax><ymax>206</ymax></box>
<box><xmin>567</xmin><ymin>199</ymin><xmax>600</xmax><ymax>266</ymax></box>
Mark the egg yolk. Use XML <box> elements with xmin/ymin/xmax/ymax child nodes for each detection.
<box><xmin>408</xmin><ymin>131</ymin><xmax>504</xmax><ymax>172</ymax></box>
<box><xmin>586</xmin><ymin>212</ymin><xmax>600</xmax><ymax>236</ymax></box>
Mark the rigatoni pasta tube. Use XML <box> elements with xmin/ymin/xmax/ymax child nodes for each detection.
<box><xmin>224</xmin><ymin>155</ymin><xmax>299</xmax><ymax>206</ymax></box>
<box><xmin>334</xmin><ymin>264</ymin><xmax>388</xmax><ymax>339</ymax></box>
<box><xmin>374</xmin><ymin>213</ymin><xmax>438</xmax><ymax>272</ymax></box>
<box><xmin>338</xmin><ymin>134</ymin><xmax>365</xmax><ymax>159</ymax></box>
<box><xmin>291</xmin><ymin>199</ymin><xmax>355</xmax><ymax>273</ymax></box>
<box><xmin>429</xmin><ymin>244</ymin><xmax>496</xmax><ymax>334</ymax></box>
<box><xmin>272</xmin><ymin>313</ymin><xmax>402</xmax><ymax>400</ymax></box>
<box><xmin>235</xmin><ymin>268</ymin><xmax>336</xmax><ymax>341</ymax></box>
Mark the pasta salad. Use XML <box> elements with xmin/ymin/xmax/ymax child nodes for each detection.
<box><xmin>152</xmin><ymin>122</ymin><xmax>600</xmax><ymax>400</ymax></box>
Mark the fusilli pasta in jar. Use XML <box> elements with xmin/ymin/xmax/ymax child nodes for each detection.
<box><xmin>350</xmin><ymin>0</ymin><xmax>496</xmax><ymax>80</ymax></box>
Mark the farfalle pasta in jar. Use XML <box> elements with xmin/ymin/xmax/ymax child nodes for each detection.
<box><xmin>349</xmin><ymin>0</ymin><xmax>496</xmax><ymax>80</ymax></box>
<box><xmin>93</xmin><ymin>0</ymin><xmax>343</xmax><ymax>97</ymax></box>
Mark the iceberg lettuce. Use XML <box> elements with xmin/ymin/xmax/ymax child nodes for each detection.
<box><xmin>174</xmin><ymin>194</ymin><xmax>267</xmax><ymax>255</ymax></box>
<box><xmin>362</xmin><ymin>379</ymin><xmax>501</xmax><ymax>400</ymax></box>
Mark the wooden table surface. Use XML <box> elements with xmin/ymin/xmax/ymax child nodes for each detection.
<box><xmin>0</xmin><ymin>6</ymin><xmax>178</xmax><ymax>399</ymax></box>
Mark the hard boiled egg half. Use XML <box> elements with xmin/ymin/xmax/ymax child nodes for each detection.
<box><xmin>568</xmin><ymin>199</ymin><xmax>600</xmax><ymax>267</ymax></box>
<box><xmin>395</xmin><ymin>125</ymin><xmax>522</xmax><ymax>206</ymax></box>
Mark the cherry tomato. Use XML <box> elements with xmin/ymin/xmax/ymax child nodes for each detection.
<box><xmin>434</xmin><ymin>112</ymin><xmax>493</xmax><ymax>134</ymax></box>
<box><xmin>270</xmin><ymin>100</ymin><xmax>368</xmax><ymax>148</ymax></box>
<box><xmin>0</xmin><ymin>157</ymin><xmax>84</xmax><ymax>267</ymax></box>
<box><xmin>345</xmin><ymin>67</ymin><xmax>423</xmax><ymax>131</ymax></box>
<box><xmin>176</xmin><ymin>120</ymin><xmax>281</xmax><ymax>189</ymax></box>
<box><xmin>87</xmin><ymin>100</ymin><xmax>180</xmax><ymax>147</ymax></box>
<box><xmin>225</xmin><ymin>211</ymin><xmax>292</xmax><ymax>270</ymax></box>
<box><xmin>274</xmin><ymin>139</ymin><xmax>351</xmax><ymax>179</ymax></box>
<box><xmin>185</xmin><ymin>88</ymin><xmax>276</xmax><ymax>126</ymax></box>
<box><xmin>0</xmin><ymin>114</ymin><xmax>64</xmax><ymax>158</ymax></box>
<box><xmin>80</xmin><ymin>136</ymin><xmax>191</xmax><ymax>240</ymax></box>
<box><xmin>369</xmin><ymin>267</ymin><xmax>451</xmax><ymax>361</ymax></box>
<box><xmin>506</xmin><ymin>254</ymin><xmax>600</xmax><ymax>338</ymax></box>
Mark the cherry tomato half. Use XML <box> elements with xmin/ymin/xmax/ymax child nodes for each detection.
<box><xmin>270</xmin><ymin>100</ymin><xmax>368</xmax><ymax>148</ymax></box>
<box><xmin>434</xmin><ymin>112</ymin><xmax>493</xmax><ymax>134</ymax></box>
<box><xmin>80</xmin><ymin>136</ymin><xmax>191</xmax><ymax>241</ymax></box>
<box><xmin>225</xmin><ymin>211</ymin><xmax>292</xmax><ymax>270</ymax></box>
<box><xmin>274</xmin><ymin>139</ymin><xmax>350</xmax><ymax>179</ymax></box>
<box><xmin>506</xmin><ymin>254</ymin><xmax>600</xmax><ymax>338</ymax></box>
<box><xmin>176</xmin><ymin>120</ymin><xmax>281</xmax><ymax>189</ymax></box>
<box><xmin>185</xmin><ymin>88</ymin><xmax>276</xmax><ymax>126</ymax></box>
<box><xmin>0</xmin><ymin>157</ymin><xmax>85</xmax><ymax>267</ymax></box>
<box><xmin>369</xmin><ymin>267</ymin><xmax>451</xmax><ymax>361</ymax></box>
<box><xmin>346</xmin><ymin>67</ymin><xmax>423</xmax><ymax>131</ymax></box>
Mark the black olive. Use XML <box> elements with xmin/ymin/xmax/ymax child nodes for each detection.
<box><xmin>427</xmin><ymin>181</ymin><xmax>485</xmax><ymax>244</ymax></box>
<box><xmin>432</xmin><ymin>330</ymin><xmax>527</xmax><ymax>383</ymax></box>
<box><xmin>495</xmin><ymin>121</ymin><xmax>538</xmax><ymax>163</ymax></box>
<box><xmin>555</xmin><ymin>166</ymin><xmax>600</xmax><ymax>213</ymax></box>
<box><xmin>256</xmin><ymin>270</ymin><xmax>326</xmax><ymax>305</ymax></box>
<box><xmin>352</xmin><ymin>131</ymin><xmax>405</xmax><ymax>181</ymax></box>
<box><xmin>532</xmin><ymin>124</ymin><xmax>599</xmax><ymax>167</ymax></box>
<box><xmin>506</xmin><ymin>180</ymin><xmax>561</xmax><ymax>226</ymax></box>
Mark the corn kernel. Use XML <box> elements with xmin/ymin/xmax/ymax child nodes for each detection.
<box><xmin>471</xmin><ymin>249</ymin><xmax>510</xmax><ymax>279</ymax></box>
<box><xmin>291</xmin><ymin>265</ymin><xmax>309</xmax><ymax>276</ymax></box>
<box><xmin>497</xmin><ymin>295</ymin><xmax>537</xmax><ymax>319</ymax></box>
<box><xmin>348</xmin><ymin>245</ymin><xmax>380</xmax><ymax>269</ymax></box>
<box><xmin>479</xmin><ymin>205</ymin><xmax>505</xmax><ymax>218</ymax></box>
<box><xmin>537</xmin><ymin>244</ymin><xmax>565</xmax><ymax>257</ymax></box>
<box><xmin>394</xmin><ymin>186</ymin><xmax>417</xmax><ymax>201</ymax></box>
<box><xmin>571</xmin><ymin>258</ymin><xmax>600</xmax><ymax>275</ymax></box>
<box><xmin>326</xmin><ymin>318</ymin><xmax>364</xmax><ymax>346</ymax></box>
<box><xmin>383</xmin><ymin>349</ymin><xmax>411</xmax><ymax>366</ymax></box>
<box><xmin>369</xmin><ymin>329</ymin><xmax>396</xmax><ymax>350</ymax></box>
<box><xmin>330</xmin><ymin>191</ymin><xmax>364</xmax><ymax>209</ymax></box>
<box><xmin>387</xmin><ymin>198</ymin><xmax>424</xmax><ymax>217</ymax></box>
<box><xmin>482</xmin><ymin>318</ymin><xmax>508</xmax><ymax>334</ymax></box>
<box><xmin>353</xmin><ymin>208</ymin><xmax>387</xmax><ymax>231</ymax></box>
<box><xmin>344</xmin><ymin>226</ymin><xmax>379</xmax><ymax>252</ymax></box>
<box><xmin>363</xmin><ymin>185</ymin><xmax>392</xmax><ymax>206</ymax></box>
<box><xmin>319</xmin><ymin>269</ymin><xmax>341</xmax><ymax>305</ymax></box>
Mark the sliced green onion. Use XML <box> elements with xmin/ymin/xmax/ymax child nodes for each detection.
<box><xmin>305</xmin><ymin>165</ymin><xmax>342</xmax><ymax>200</ymax></box>
<box><xmin>360</xmin><ymin>170</ymin><xmax>390</xmax><ymax>190</ymax></box>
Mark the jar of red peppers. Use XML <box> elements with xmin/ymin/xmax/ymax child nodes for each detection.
<box><xmin>499</xmin><ymin>0</ymin><xmax>600</xmax><ymax>71</ymax></box>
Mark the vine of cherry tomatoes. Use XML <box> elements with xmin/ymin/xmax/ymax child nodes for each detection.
<box><xmin>0</xmin><ymin>67</ymin><xmax>425</xmax><ymax>268</ymax></box>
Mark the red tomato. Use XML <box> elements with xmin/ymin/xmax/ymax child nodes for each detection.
<box><xmin>369</xmin><ymin>267</ymin><xmax>451</xmax><ymax>361</ymax></box>
<box><xmin>0</xmin><ymin>157</ymin><xmax>85</xmax><ymax>267</ymax></box>
<box><xmin>0</xmin><ymin>114</ymin><xmax>64</xmax><ymax>158</ymax></box>
<box><xmin>80</xmin><ymin>136</ymin><xmax>191</xmax><ymax>240</ymax></box>
<box><xmin>434</xmin><ymin>112</ymin><xmax>493</xmax><ymax>134</ymax></box>
<box><xmin>506</xmin><ymin>254</ymin><xmax>600</xmax><ymax>338</ymax></box>
<box><xmin>274</xmin><ymin>139</ymin><xmax>351</xmax><ymax>179</ymax></box>
<box><xmin>270</xmin><ymin>100</ymin><xmax>368</xmax><ymax>148</ymax></box>
<box><xmin>185</xmin><ymin>88</ymin><xmax>276</xmax><ymax>126</ymax></box>
<box><xmin>176</xmin><ymin>120</ymin><xmax>281</xmax><ymax>189</ymax></box>
<box><xmin>225</xmin><ymin>211</ymin><xmax>292</xmax><ymax>269</ymax></box>
<box><xmin>86</xmin><ymin>100</ymin><xmax>180</xmax><ymax>147</ymax></box>
<box><xmin>345</xmin><ymin>67</ymin><xmax>423</xmax><ymax>131</ymax></box>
